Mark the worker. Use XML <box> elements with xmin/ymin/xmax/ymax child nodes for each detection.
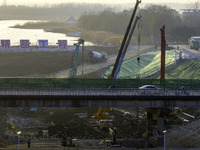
<box><xmin>124</xmin><ymin>119</ymin><xmax>126</xmax><ymax>125</ymax></box>
<box><xmin>137</xmin><ymin>56</ymin><xmax>140</xmax><ymax>63</ymax></box>
<box><xmin>69</xmin><ymin>137</ymin><xmax>72</xmax><ymax>147</ymax></box>
<box><xmin>62</xmin><ymin>137</ymin><xmax>67</xmax><ymax>147</ymax></box>
<box><xmin>100</xmin><ymin>139</ymin><xmax>105</xmax><ymax>145</ymax></box>
<box><xmin>27</xmin><ymin>138</ymin><xmax>31</xmax><ymax>148</ymax></box>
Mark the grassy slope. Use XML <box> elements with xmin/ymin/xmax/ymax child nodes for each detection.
<box><xmin>165</xmin><ymin>59</ymin><xmax>200</xmax><ymax>79</ymax></box>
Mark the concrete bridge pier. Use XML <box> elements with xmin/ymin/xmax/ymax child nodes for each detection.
<box><xmin>157</xmin><ymin>116</ymin><xmax>164</xmax><ymax>148</ymax></box>
<box><xmin>146</xmin><ymin>112</ymin><xmax>154</xmax><ymax>148</ymax></box>
<box><xmin>145</xmin><ymin>108</ymin><xmax>165</xmax><ymax>148</ymax></box>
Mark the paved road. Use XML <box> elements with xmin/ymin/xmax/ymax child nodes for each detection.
<box><xmin>177</xmin><ymin>45</ymin><xmax>200</xmax><ymax>59</ymax></box>
<box><xmin>50</xmin><ymin>45</ymin><xmax>156</xmax><ymax>78</ymax></box>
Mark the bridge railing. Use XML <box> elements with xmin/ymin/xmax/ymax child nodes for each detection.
<box><xmin>0</xmin><ymin>78</ymin><xmax>200</xmax><ymax>89</ymax></box>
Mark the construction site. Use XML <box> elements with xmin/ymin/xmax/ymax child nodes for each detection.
<box><xmin>1</xmin><ymin>0</ymin><xmax>200</xmax><ymax>149</ymax></box>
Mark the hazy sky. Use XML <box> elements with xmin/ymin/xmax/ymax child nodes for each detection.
<box><xmin>2</xmin><ymin>0</ymin><xmax>197</xmax><ymax>6</ymax></box>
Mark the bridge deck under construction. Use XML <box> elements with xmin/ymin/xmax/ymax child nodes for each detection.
<box><xmin>0</xmin><ymin>78</ymin><xmax>200</xmax><ymax>107</ymax></box>
<box><xmin>0</xmin><ymin>88</ymin><xmax>200</xmax><ymax>107</ymax></box>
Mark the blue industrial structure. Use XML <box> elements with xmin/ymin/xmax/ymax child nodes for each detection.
<box><xmin>69</xmin><ymin>39</ymin><xmax>84</xmax><ymax>78</ymax></box>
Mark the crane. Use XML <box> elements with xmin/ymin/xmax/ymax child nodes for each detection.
<box><xmin>92</xmin><ymin>0</ymin><xmax>142</xmax><ymax>133</ymax></box>
<box><xmin>108</xmin><ymin>0</ymin><xmax>141</xmax><ymax>82</ymax></box>
<box><xmin>69</xmin><ymin>39</ymin><xmax>84</xmax><ymax>78</ymax></box>
<box><xmin>110</xmin><ymin>15</ymin><xmax>141</xmax><ymax>88</ymax></box>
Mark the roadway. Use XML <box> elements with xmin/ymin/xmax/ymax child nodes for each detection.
<box><xmin>177</xmin><ymin>45</ymin><xmax>200</xmax><ymax>59</ymax></box>
<box><xmin>50</xmin><ymin>45</ymin><xmax>156</xmax><ymax>78</ymax></box>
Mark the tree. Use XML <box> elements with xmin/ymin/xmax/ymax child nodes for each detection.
<box><xmin>183</xmin><ymin>1</ymin><xmax>200</xmax><ymax>28</ymax></box>
<box><xmin>188</xmin><ymin>1</ymin><xmax>200</xmax><ymax>11</ymax></box>
<box><xmin>139</xmin><ymin>5</ymin><xmax>181</xmax><ymax>43</ymax></box>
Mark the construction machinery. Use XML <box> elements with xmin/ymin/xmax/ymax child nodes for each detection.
<box><xmin>109</xmin><ymin>127</ymin><xmax>117</xmax><ymax>145</ymax></box>
<box><xmin>145</xmin><ymin>107</ymin><xmax>194</xmax><ymax>121</ymax></box>
<box><xmin>190</xmin><ymin>36</ymin><xmax>200</xmax><ymax>50</ymax></box>
<box><xmin>92</xmin><ymin>0</ymin><xmax>141</xmax><ymax>131</ymax></box>
<box><xmin>108</xmin><ymin>0</ymin><xmax>141</xmax><ymax>87</ymax></box>
<box><xmin>167</xmin><ymin>107</ymin><xmax>195</xmax><ymax>122</ymax></box>
<box><xmin>69</xmin><ymin>39</ymin><xmax>84</xmax><ymax>78</ymax></box>
<box><xmin>92</xmin><ymin>107</ymin><xmax>113</xmax><ymax>130</ymax></box>
<box><xmin>10</xmin><ymin>118</ymin><xmax>16</xmax><ymax>134</ymax></box>
<box><xmin>88</xmin><ymin>51</ymin><xmax>107</xmax><ymax>63</ymax></box>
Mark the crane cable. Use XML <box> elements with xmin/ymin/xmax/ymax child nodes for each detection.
<box><xmin>82</xmin><ymin>43</ymin><xmax>84</xmax><ymax>76</ymax></box>
<box><xmin>136</xmin><ymin>15</ymin><xmax>142</xmax><ymax>78</ymax></box>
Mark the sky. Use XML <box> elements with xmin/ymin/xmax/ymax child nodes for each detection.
<box><xmin>2</xmin><ymin>0</ymin><xmax>197</xmax><ymax>6</ymax></box>
<box><xmin>1</xmin><ymin>0</ymin><xmax>198</xmax><ymax>11</ymax></box>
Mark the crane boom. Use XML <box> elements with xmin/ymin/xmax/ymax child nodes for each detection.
<box><xmin>110</xmin><ymin>16</ymin><xmax>141</xmax><ymax>87</ymax></box>
<box><xmin>93</xmin><ymin>0</ymin><xmax>141</xmax><ymax>130</ymax></box>
<box><xmin>109</xmin><ymin>0</ymin><xmax>141</xmax><ymax>79</ymax></box>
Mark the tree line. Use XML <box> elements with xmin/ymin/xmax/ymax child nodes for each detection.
<box><xmin>78</xmin><ymin>4</ymin><xmax>200</xmax><ymax>44</ymax></box>
<box><xmin>0</xmin><ymin>3</ymin><xmax>113</xmax><ymax>20</ymax></box>
<box><xmin>6</xmin><ymin>3</ymin><xmax>200</xmax><ymax>45</ymax></box>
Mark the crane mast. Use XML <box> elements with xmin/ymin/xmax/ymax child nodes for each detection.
<box><xmin>109</xmin><ymin>0</ymin><xmax>141</xmax><ymax>80</ymax></box>
<box><xmin>70</xmin><ymin>39</ymin><xmax>84</xmax><ymax>78</ymax></box>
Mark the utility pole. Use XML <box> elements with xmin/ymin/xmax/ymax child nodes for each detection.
<box><xmin>160</xmin><ymin>25</ymin><xmax>166</xmax><ymax>80</ymax></box>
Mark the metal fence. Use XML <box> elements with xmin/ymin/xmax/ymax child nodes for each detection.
<box><xmin>0</xmin><ymin>78</ymin><xmax>200</xmax><ymax>89</ymax></box>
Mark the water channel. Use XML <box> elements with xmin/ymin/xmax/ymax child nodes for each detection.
<box><xmin>0</xmin><ymin>20</ymin><xmax>90</xmax><ymax>47</ymax></box>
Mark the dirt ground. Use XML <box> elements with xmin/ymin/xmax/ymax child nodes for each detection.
<box><xmin>3</xmin><ymin>140</ymin><xmax>200</xmax><ymax>150</ymax></box>
<box><xmin>0</xmin><ymin>107</ymin><xmax>147</xmax><ymax>149</ymax></box>
<box><xmin>2</xmin><ymin>140</ymin><xmax>103</xmax><ymax>150</ymax></box>
<box><xmin>1</xmin><ymin>107</ymin><xmax>200</xmax><ymax>150</ymax></box>
<box><xmin>0</xmin><ymin>46</ymin><xmax>118</xmax><ymax>77</ymax></box>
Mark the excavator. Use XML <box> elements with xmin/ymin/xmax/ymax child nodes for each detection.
<box><xmin>92</xmin><ymin>107</ymin><xmax>113</xmax><ymax>130</ymax></box>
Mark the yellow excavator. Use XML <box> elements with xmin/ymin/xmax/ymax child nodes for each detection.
<box><xmin>92</xmin><ymin>107</ymin><xmax>113</xmax><ymax>130</ymax></box>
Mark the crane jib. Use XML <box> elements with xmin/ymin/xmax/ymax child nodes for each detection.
<box><xmin>110</xmin><ymin>16</ymin><xmax>142</xmax><ymax>88</ymax></box>
<box><xmin>110</xmin><ymin>0</ymin><xmax>142</xmax><ymax>79</ymax></box>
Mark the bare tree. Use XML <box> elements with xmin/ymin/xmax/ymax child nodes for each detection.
<box><xmin>188</xmin><ymin>0</ymin><xmax>200</xmax><ymax>11</ymax></box>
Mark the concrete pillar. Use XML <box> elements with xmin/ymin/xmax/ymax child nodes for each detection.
<box><xmin>145</xmin><ymin>108</ymin><xmax>165</xmax><ymax>148</ymax></box>
<box><xmin>157</xmin><ymin>116</ymin><xmax>164</xmax><ymax>147</ymax></box>
<box><xmin>146</xmin><ymin>112</ymin><xmax>154</xmax><ymax>148</ymax></box>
